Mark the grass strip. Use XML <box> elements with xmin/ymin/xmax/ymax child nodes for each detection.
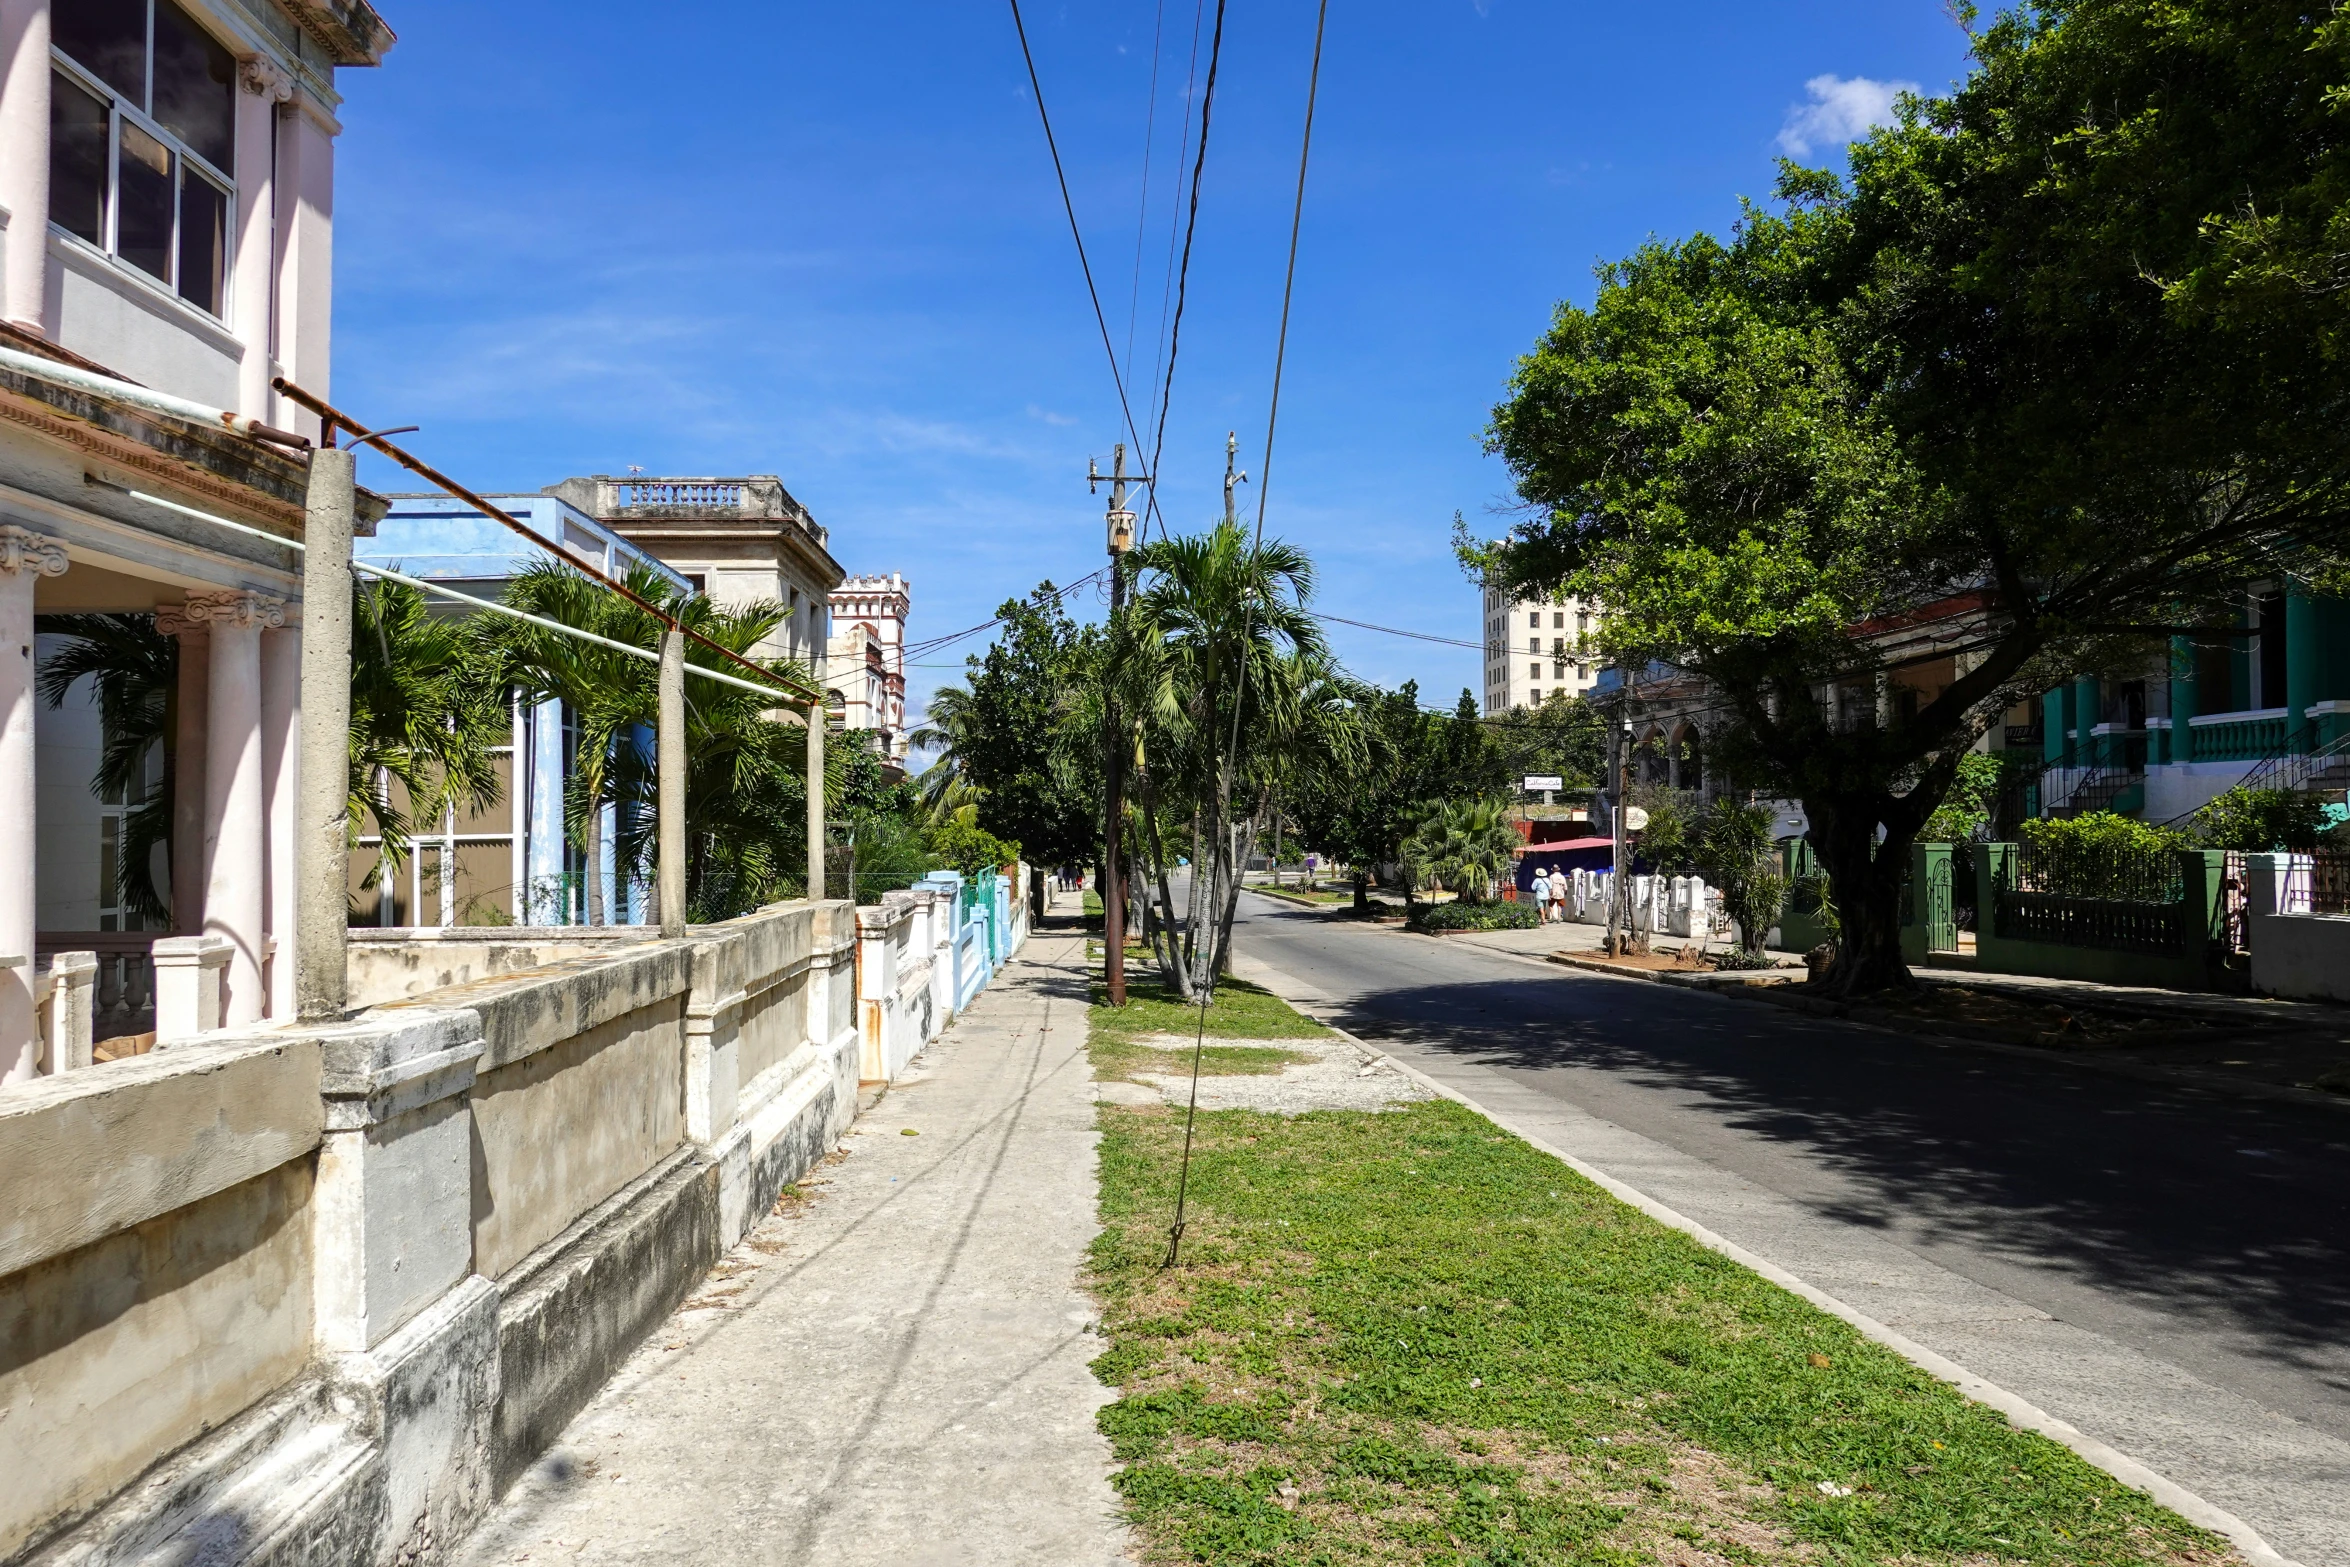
<box><xmin>1085</xmin><ymin>1005</ymin><xmax>2231</xmax><ymax>1565</ymax></box>
<box><xmin>1090</xmin><ymin>973</ymin><xmax>1335</xmax><ymax>1048</ymax></box>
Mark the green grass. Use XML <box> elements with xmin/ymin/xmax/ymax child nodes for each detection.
<box><xmin>1091</xmin><ymin>973</ymin><xmax>1336</xmax><ymax>1047</ymax></box>
<box><xmin>1088</xmin><ymin>1078</ymin><xmax>2230</xmax><ymax>1563</ymax></box>
<box><xmin>1086</xmin><ymin>889</ymin><xmax>1106</xmax><ymax>917</ymax></box>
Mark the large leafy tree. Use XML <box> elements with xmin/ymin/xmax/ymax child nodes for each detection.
<box><xmin>1475</xmin><ymin>0</ymin><xmax>2350</xmax><ymax>993</ymax></box>
<box><xmin>955</xmin><ymin>584</ymin><xmax>1102</xmax><ymax>910</ymax></box>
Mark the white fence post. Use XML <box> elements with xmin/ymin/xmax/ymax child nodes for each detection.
<box><xmin>151</xmin><ymin>935</ymin><xmax>231</xmax><ymax>1042</ymax></box>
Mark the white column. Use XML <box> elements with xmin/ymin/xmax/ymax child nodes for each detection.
<box><xmin>174</xmin><ymin>591</ymin><xmax>284</xmax><ymax>1026</ymax></box>
<box><xmin>0</xmin><ymin>0</ymin><xmax>51</xmax><ymax>333</ymax></box>
<box><xmin>260</xmin><ymin>621</ymin><xmax>299</xmax><ymax>1020</ymax></box>
<box><xmin>0</xmin><ymin>526</ymin><xmax>65</xmax><ymax>1081</ymax></box>
<box><xmin>233</xmin><ymin>59</ymin><xmax>291</xmax><ymax>424</ymax></box>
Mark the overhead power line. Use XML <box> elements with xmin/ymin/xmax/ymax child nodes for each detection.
<box><xmin>1144</xmin><ymin>0</ymin><xmax>1231</xmax><ymax>545</ymax></box>
<box><xmin>1313</xmin><ymin>611</ymin><xmax>1485</xmax><ymax>650</ymax></box>
<box><xmin>1168</xmin><ymin>0</ymin><xmax>1328</xmax><ymax>1274</ymax></box>
<box><xmin>1251</xmin><ymin>0</ymin><xmax>1330</xmax><ymax>551</ymax></box>
<box><xmin>1004</xmin><ymin>0</ymin><xmax>1155</xmax><ymax>503</ymax></box>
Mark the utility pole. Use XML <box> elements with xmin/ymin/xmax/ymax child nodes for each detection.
<box><xmin>1606</xmin><ymin>696</ymin><xmax>1628</xmax><ymax>958</ymax></box>
<box><xmin>1222</xmin><ymin>431</ymin><xmax>1248</xmax><ymax>527</ymax></box>
<box><xmin>1089</xmin><ymin>444</ymin><xmax>1147</xmax><ymax>1005</ymax></box>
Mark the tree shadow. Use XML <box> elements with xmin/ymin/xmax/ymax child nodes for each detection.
<box><xmin>1327</xmin><ymin>970</ymin><xmax>2350</xmax><ymax>1403</ymax></box>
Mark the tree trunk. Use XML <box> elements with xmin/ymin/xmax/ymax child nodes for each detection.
<box><xmin>584</xmin><ymin>806</ymin><xmax>604</xmax><ymax>926</ymax></box>
<box><xmin>1138</xmin><ymin>776</ymin><xmax>1193</xmax><ymax>999</ymax></box>
<box><xmin>1212</xmin><ymin>816</ymin><xmax>1257</xmax><ymax>976</ymax></box>
<box><xmin>1182</xmin><ymin>809</ymin><xmax>1207</xmax><ymax>981</ymax></box>
<box><xmin>1807</xmin><ymin>806</ymin><xmax>1915</xmax><ymax>995</ymax></box>
<box><xmin>1352</xmin><ymin>871</ymin><xmax>1368</xmax><ymax>914</ymax></box>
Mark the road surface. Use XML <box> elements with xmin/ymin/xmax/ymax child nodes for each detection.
<box><xmin>1225</xmin><ymin>891</ymin><xmax>2350</xmax><ymax>1564</ymax></box>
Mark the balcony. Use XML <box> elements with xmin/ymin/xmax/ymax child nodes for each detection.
<box><xmin>2186</xmin><ymin>708</ymin><xmax>2290</xmax><ymax>764</ymax></box>
<box><xmin>546</xmin><ymin>474</ymin><xmax>828</xmax><ymax>545</ymax></box>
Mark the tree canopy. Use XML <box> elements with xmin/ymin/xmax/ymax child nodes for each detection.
<box><xmin>1469</xmin><ymin>0</ymin><xmax>2350</xmax><ymax>991</ymax></box>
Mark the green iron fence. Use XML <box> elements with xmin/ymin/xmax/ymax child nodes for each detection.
<box><xmin>1992</xmin><ymin>839</ymin><xmax>2190</xmax><ymax>954</ymax></box>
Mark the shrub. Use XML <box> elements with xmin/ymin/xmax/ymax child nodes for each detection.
<box><xmin>2191</xmin><ymin>785</ymin><xmax>2332</xmax><ymax>852</ymax></box>
<box><xmin>2014</xmin><ymin>811</ymin><xmax>2187</xmax><ymax>901</ymax></box>
<box><xmin>926</xmin><ymin>813</ymin><xmax>1022</xmax><ymax>876</ymax></box>
<box><xmin>1409</xmin><ymin>898</ymin><xmax>1542</xmax><ymax>933</ymax></box>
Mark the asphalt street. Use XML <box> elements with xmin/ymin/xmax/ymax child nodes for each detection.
<box><xmin>1224</xmin><ymin>891</ymin><xmax>2350</xmax><ymax>1564</ymax></box>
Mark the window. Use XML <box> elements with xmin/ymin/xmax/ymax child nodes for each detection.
<box><xmin>1527</xmin><ymin>637</ymin><xmax>1539</xmax><ymax>654</ymax></box>
<box><xmin>1529</xmin><ymin>611</ymin><xmax>1540</xmax><ymax>628</ymax></box>
<box><xmin>1554</xmin><ymin>663</ymin><xmax>1567</xmax><ymax>680</ymax></box>
<box><xmin>1529</xmin><ymin>689</ymin><xmax>1541</xmax><ymax>705</ymax></box>
<box><xmin>49</xmin><ymin>0</ymin><xmax>234</xmax><ymax>316</ymax></box>
<box><xmin>1529</xmin><ymin>662</ymin><xmax>1541</xmax><ymax>680</ymax></box>
<box><xmin>1553</xmin><ymin>611</ymin><xmax>1564</xmax><ymax>629</ymax></box>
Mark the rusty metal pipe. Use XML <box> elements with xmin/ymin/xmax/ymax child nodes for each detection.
<box><xmin>271</xmin><ymin>376</ymin><xmax>822</xmax><ymax>707</ymax></box>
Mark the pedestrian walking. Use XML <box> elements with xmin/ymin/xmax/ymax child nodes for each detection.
<box><xmin>1532</xmin><ymin>868</ymin><xmax>1555</xmax><ymax>923</ymax></box>
<box><xmin>1547</xmin><ymin>866</ymin><xmax>1571</xmax><ymax>924</ymax></box>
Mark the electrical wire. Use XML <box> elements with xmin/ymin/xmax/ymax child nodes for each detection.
<box><xmin>899</xmin><ymin>570</ymin><xmax>1106</xmax><ymax>661</ymax></box>
<box><xmin>1124</xmin><ymin>0</ymin><xmax>1170</xmax><ymax>385</ymax></box>
<box><xmin>1004</xmin><ymin>0</ymin><xmax>1156</xmax><ymax>495</ymax></box>
<box><xmin>1140</xmin><ymin>0</ymin><xmax>1213</xmax><ymax>542</ymax></box>
<box><xmin>1167</xmin><ymin>0</ymin><xmax>1330</xmax><ymax>1273</ymax></box>
<box><xmin>1143</xmin><ymin>0</ymin><xmax>1230</xmax><ymax>554</ymax></box>
<box><xmin>1314</xmin><ymin>611</ymin><xmax>1485</xmax><ymax>650</ymax></box>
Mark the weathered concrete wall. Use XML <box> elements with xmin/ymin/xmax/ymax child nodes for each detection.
<box><xmin>2250</xmin><ymin>910</ymin><xmax>2350</xmax><ymax>1001</ymax></box>
<box><xmin>345</xmin><ymin>928</ymin><xmax>653</xmax><ymax>1010</ymax></box>
<box><xmin>2</xmin><ymin>900</ymin><xmax>865</xmax><ymax>1567</ymax></box>
<box><xmin>0</xmin><ymin>1041</ymin><xmax>323</xmax><ymax>1560</ymax></box>
<box><xmin>469</xmin><ymin>996</ymin><xmax>687</xmax><ymax>1280</ymax></box>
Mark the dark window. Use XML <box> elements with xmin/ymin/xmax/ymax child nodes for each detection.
<box><xmin>176</xmin><ymin>168</ymin><xmax>225</xmax><ymax>310</ymax></box>
<box><xmin>2259</xmin><ymin>590</ymin><xmax>2289</xmax><ymax>708</ymax></box>
<box><xmin>150</xmin><ymin>0</ymin><xmax>233</xmax><ymax>170</ymax></box>
<box><xmin>115</xmin><ymin>121</ymin><xmax>173</xmax><ymax>282</ymax></box>
<box><xmin>47</xmin><ymin>1</ymin><xmax>238</xmax><ymax>317</ymax></box>
<box><xmin>53</xmin><ymin>0</ymin><xmax>146</xmax><ymax>102</ymax></box>
<box><xmin>49</xmin><ymin>72</ymin><xmax>109</xmax><ymax>243</ymax></box>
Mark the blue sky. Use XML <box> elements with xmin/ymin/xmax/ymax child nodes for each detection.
<box><xmin>330</xmin><ymin>1</ymin><xmax>1973</xmax><ymax>725</ymax></box>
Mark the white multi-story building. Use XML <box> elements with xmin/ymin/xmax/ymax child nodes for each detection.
<box><xmin>828</xmin><ymin>572</ymin><xmax>908</xmax><ymax>770</ymax></box>
<box><xmin>1480</xmin><ymin>579</ymin><xmax>1601</xmax><ymax>713</ymax></box>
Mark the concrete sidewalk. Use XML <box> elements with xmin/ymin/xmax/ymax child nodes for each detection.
<box><xmin>454</xmin><ymin>917</ymin><xmax>1126</xmax><ymax>1566</ymax></box>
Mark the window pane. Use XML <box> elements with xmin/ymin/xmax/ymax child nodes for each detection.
<box><xmin>151</xmin><ymin>0</ymin><xmax>233</xmax><ymax>170</ymax></box>
<box><xmin>176</xmin><ymin>167</ymin><xmax>224</xmax><ymax>312</ymax></box>
<box><xmin>48</xmin><ymin>73</ymin><xmax>110</xmax><ymax>243</ymax></box>
<box><xmin>53</xmin><ymin>0</ymin><xmax>147</xmax><ymax>105</ymax></box>
<box><xmin>116</xmin><ymin>121</ymin><xmax>173</xmax><ymax>283</ymax></box>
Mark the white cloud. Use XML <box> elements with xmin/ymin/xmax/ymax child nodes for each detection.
<box><xmin>1776</xmin><ymin>74</ymin><xmax>1917</xmax><ymax>158</ymax></box>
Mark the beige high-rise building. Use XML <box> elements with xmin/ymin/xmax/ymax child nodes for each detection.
<box><xmin>1480</xmin><ymin>580</ymin><xmax>1601</xmax><ymax>713</ymax></box>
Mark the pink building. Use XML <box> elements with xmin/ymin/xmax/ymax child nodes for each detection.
<box><xmin>0</xmin><ymin>0</ymin><xmax>392</xmax><ymax>1075</ymax></box>
<box><xmin>828</xmin><ymin>572</ymin><xmax>909</xmax><ymax>770</ymax></box>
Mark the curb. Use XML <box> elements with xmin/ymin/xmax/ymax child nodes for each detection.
<box><xmin>1246</xmin><ymin>982</ymin><xmax>2299</xmax><ymax>1567</ymax></box>
<box><xmin>1411</xmin><ymin>928</ymin><xmax>2350</xmax><ymax>1120</ymax></box>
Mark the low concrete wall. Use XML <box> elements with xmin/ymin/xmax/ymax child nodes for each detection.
<box><xmin>4</xmin><ymin>898</ymin><xmax>862</xmax><ymax>1567</ymax></box>
<box><xmin>0</xmin><ymin>1040</ymin><xmax>323</xmax><ymax>1560</ymax></box>
<box><xmin>2250</xmin><ymin>911</ymin><xmax>2350</xmax><ymax>1002</ymax></box>
<box><xmin>345</xmin><ymin>928</ymin><xmax>654</xmax><ymax>1009</ymax></box>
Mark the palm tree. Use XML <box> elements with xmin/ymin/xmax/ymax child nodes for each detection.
<box><xmin>482</xmin><ymin>561</ymin><xmax>828</xmax><ymax>923</ymax></box>
<box><xmin>906</xmin><ymin>682</ymin><xmax>985</xmax><ymax>827</ymax></box>
<box><xmin>1403</xmin><ymin>797</ymin><xmax>1519</xmax><ymax>904</ymax></box>
<box><xmin>1117</xmin><ymin>520</ymin><xmax>1328</xmax><ymax>994</ymax></box>
<box><xmin>349</xmin><ymin>577</ymin><xmax>508</xmax><ymax>905</ymax></box>
<box><xmin>36</xmin><ymin>614</ymin><xmax>176</xmax><ymax>924</ymax></box>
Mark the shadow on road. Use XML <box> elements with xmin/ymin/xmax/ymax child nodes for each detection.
<box><xmin>1317</xmin><ymin>955</ymin><xmax>2350</xmax><ymax>1402</ymax></box>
